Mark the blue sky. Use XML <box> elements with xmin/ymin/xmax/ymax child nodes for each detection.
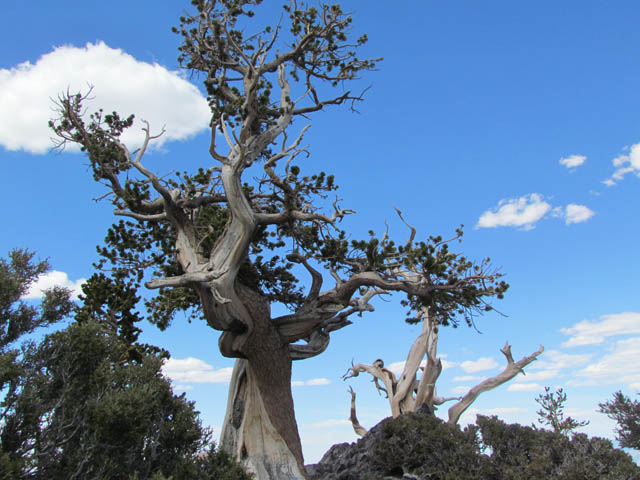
<box><xmin>2</xmin><ymin>0</ymin><xmax>640</xmax><ymax>464</ymax></box>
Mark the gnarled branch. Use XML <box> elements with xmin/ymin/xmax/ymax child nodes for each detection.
<box><xmin>447</xmin><ymin>343</ymin><xmax>545</xmax><ymax>424</ymax></box>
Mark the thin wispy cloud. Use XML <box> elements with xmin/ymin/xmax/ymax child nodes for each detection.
<box><xmin>529</xmin><ymin>349</ymin><xmax>592</xmax><ymax>371</ymax></box>
<box><xmin>603</xmin><ymin>143</ymin><xmax>640</xmax><ymax>186</ymax></box>
<box><xmin>513</xmin><ymin>369</ymin><xmax>559</xmax><ymax>383</ymax></box>
<box><xmin>460</xmin><ymin>356</ymin><xmax>499</xmax><ymax>373</ymax></box>
<box><xmin>561</xmin><ymin>312</ymin><xmax>640</xmax><ymax>347</ymax></box>
<box><xmin>303</xmin><ymin>419</ymin><xmax>351</xmax><ymax>429</ymax></box>
<box><xmin>559</xmin><ymin>154</ymin><xmax>586</xmax><ymax>170</ymax></box>
<box><xmin>292</xmin><ymin>378</ymin><xmax>331</xmax><ymax>387</ymax></box>
<box><xmin>452</xmin><ymin>375</ymin><xmax>485</xmax><ymax>382</ymax></box>
<box><xmin>568</xmin><ymin>337</ymin><xmax>640</xmax><ymax>388</ymax></box>
<box><xmin>507</xmin><ymin>382</ymin><xmax>544</xmax><ymax>392</ymax></box>
<box><xmin>0</xmin><ymin>42</ymin><xmax>210</xmax><ymax>154</ymax></box>
<box><xmin>23</xmin><ymin>270</ymin><xmax>86</xmax><ymax>300</ymax></box>
<box><xmin>451</xmin><ymin>385</ymin><xmax>471</xmax><ymax>395</ymax></box>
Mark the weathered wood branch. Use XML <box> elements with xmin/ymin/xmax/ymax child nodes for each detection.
<box><xmin>343</xmin><ymin>360</ymin><xmax>398</xmax><ymax>414</ymax></box>
<box><xmin>288</xmin><ymin>330</ymin><xmax>330</xmax><ymax>360</ymax></box>
<box><xmin>344</xmin><ymin>310</ymin><xmax>544</xmax><ymax>432</ymax></box>
<box><xmin>286</xmin><ymin>252</ymin><xmax>323</xmax><ymax>303</ymax></box>
<box><xmin>447</xmin><ymin>342</ymin><xmax>544</xmax><ymax>424</ymax></box>
<box><xmin>348</xmin><ymin>386</ymin><xmax>367</xmax><ymax>437</ymax></box>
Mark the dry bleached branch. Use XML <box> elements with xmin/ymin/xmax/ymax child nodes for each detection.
<box><xmin>344</xmin><ymin>309</ymin><xmax>544</xmax><ymax>436</ymax></box>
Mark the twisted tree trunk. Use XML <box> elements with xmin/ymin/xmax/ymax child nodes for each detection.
<box><xmin>219</xmin><ymin>288</ymin><xmax>306</xmax><ymax>479</ymax></box>
<box><xmin>220</xmin><ymin>359</ymin><xmax>305</xmax><ymax>479</ymax></box>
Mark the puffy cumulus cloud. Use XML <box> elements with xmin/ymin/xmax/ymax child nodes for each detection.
<box><xmin>162</xmin><ymin>357</ymin><xmax>233</xmax><ymax>384</ymax></box>
<box><xmin>559</xmin><ymin>154</ymin><xmax>586</xmax><ymax>170</ymax></box>
<box><xmin>564</xmin><ymin>204</ymin><xmax>595</xmax><ymax>225</ymax></box>
<box><xmin>292</xmin><ymin>378</ymin><xmax>331</xmax><ymax>387</ymax></box>
<box><xmin>24</xmin><ymin>270</ymin><xmax>86</xmax><ymax>300</ymax></box>
<box><xmin>561</xmin><ymin>312</ymin><xmax>640</xmax><ymax>347</ymax></box>
<box><xmin>0</xmin><ymin>42</ymin><xmax>210</xmax><ymax>154</ymax></box>
<box><xmin>569</xmin><ymin>337</ymin><xmax>640</xmax><ymax>387</ymax></box>
<box><xmin>460</xmin><ymin>356</ymin><xmax>499</xmax><ymax>373</ymax></box>
<box><xmin>507</xmin><ymin>382</ymin><xmax>544</xmax><ymax>392</ymax></box>
<box><xmin>477</xmin><ymin>195</ymin><xmax>594</xmax><ymax>230</ymax></box>
<box><xmin>476</xmin><ymin>194</ymin><xmax>552</xmax><ymax>230</ymax></box>
<box><xmin>603</xmin><ymin>143</ymin><xmax>640</xmax><ymax>186</ymax></box>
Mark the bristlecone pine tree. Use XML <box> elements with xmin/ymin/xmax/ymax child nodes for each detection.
<box><xmin>49</xmin><ymin>1</ymin><xmax>508</xmax><ymax>478</ymax></box>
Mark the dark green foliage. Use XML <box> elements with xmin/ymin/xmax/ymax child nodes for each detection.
<box><xmin>599</xmin><ymin>391</ymin><xmax>640</xmax><ymax>450</ymax></box>
<box><xmin>48</xmin><ymin>1</ymin><xmax>509</xmax><ymax>341</ymax></box>
<box><xmin>320</xmin><ymin>227</ymin><xmax>509</xmax><ymax>327</ymax></box>
<box><xmin>0</xmin><ymin>320</ymin><xmax>251</xmax><ymax>480</ymax></box>
<box><xmin>310</xmin><ymin>414</ymin><xmax>639</xmax><ymax>480</ymax></box>
<box><xmin>476</xmin><ymin>415</ymin><xmax>639</xmax><ymax>480</ymax></box>
<box><xmin>175</xmin><ymin>1</ymin><xmax>379</xmax><ymax>133</ymax></box>
<box><xmin>370</xmin><ymin>413</ymin><xmax>492</xmax><ymax>479</ymax></box>
<box><xmin>535</xmin><ymin>386</ymin><xmax>589</xmax><ymax>436</ymax></box>
<box><xmin>0</xmin><ymin>249</ymin><xmax>73</xmax><ymax>351</ymax></box>
<box><xmin>0</xmin><ymin>249</ymin><xmax>74</xmax><ymax>477</ymax></box>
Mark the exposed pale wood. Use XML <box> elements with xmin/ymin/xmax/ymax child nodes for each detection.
<box><xmin>344</xmin><ymin>310</ymin><xmax>544</xmax><ymax>432</ymax></box>
<box><xmin>447</xmin><ymin>343</ymin><xmax>545</xmax><ymax>424</ymax></box>
<box><xmin>348</xmin><ymin>386</ymin><xmax>368</xmax><ymax>437</ymax></box>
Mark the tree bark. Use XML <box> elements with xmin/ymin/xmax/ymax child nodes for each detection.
<box><xmin>219</xmin><ymin>289</ymin><xmax>306</xmax><ymax>479</ymax></box>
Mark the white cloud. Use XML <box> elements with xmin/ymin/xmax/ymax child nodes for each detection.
<box><xmin>303</xmin><ymin>419</ymin><xmax>351</xmax><ymax>428</ymax></box>
<box><xmin>460</xmin><ymin>356</ymin><xmax>499</xmax><ymax>373</ymax></box>
<box><xmin>386</xmin><ymin>361</ymin><xmax>405</xmax><ymax>376</ymax></box>
<box><xmin>24</xmin><ymin>270</ymin><xmax>86</xmax><ymax>300</ymax></box>
<box><xmin>292</xmin><ymin>378</ymin><xmax>331</xmax><ymax>387</ymax></box>
<box><xmin>514</xmin><ymin>369</ymin><xmax>559</xmax><ymax>382</ymax></box>
<box><xmin>441</xmin><ymin>359</ymin><xmax>458</xmax><ymax>370</ymax></box>
<box><xmin>451</xmin><ymin>385</ymin><xmax>471</xmax><ymax>395</ymax></box>
<box><xmin>458</xmin><ymin>406</ymin><xmax>528</xmax><ymax>426</ymax></box>
<box><xmin>564</xmin><ymin>204</ymin><xmax>595</xmax><ymax>225</ymax></box>
<box><xmin>174</xmin><ymin>384</ymin><xmax>194</xmax><ymax>391</ymax></box>
<box><xmin>476</xmin><ymin>193</ymin><xmax>551</xmax><ymax>230</ymax></box>
<box><xmin>530</xmin><ymin>349</ymin><xmax>592</xmax><ymax>371</ymax></box>
<box><xmin>306</xmin><ymin>378</ymin><xmax>331</xmax><ymax>386</ymax></box>
<box><xmin>569</xmin><ymin>337</ymin><xmax>640</xmax><ymax>388</ymax></box>
<box><xmin>559</xmin><ymin>154</ymin><xmax>586</xmax><ymax>170</ymax></box>
<box><xmin>452</xmin><ymin>375</ymin><xmax>485</xmax><ymax>382</ymax></box>
<box><xmin>0</xmin><ymin>42</ymin><xmax>210</xmax><ymax>154</ymax></box>
<box><xmin>507</xmin><ymin>382</ymin><xmax>544</xmax><ymax>392</ymax></box>
<box><xmin>561</xmin><ymin>312</ymin><xmax>640</xmax><ymax>347</ymax></box>
<box><xmin>162</xmin><ymin>357</ymin><xmax>233</xmax><ymax>384</ymax></box>
<box><xmin>603</xmin><ymin>143</ymin><xmax>640</xmax><ymax>186</ymax></box>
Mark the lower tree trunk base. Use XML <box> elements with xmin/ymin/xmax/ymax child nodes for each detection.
<box><xmin>220</xmin><ymin>359</ymin><xmax>306</xmax><ymax>480</ymax></box>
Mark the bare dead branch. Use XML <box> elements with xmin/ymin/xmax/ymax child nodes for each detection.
<box><xmin>447</xmin><ymin>343</ymin><xmax>545</xmax><ymax>424</ymax></box>
<box><xmin>348</xmin><ymin>386</ymin><xmax>367</xmax><ymax>437</ymax></box>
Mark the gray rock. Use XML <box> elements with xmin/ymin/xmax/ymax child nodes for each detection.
<box><xmin>304</xmin><ymin>416</ymin><xmax>414</xmax><ymax>480</ymax></box>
